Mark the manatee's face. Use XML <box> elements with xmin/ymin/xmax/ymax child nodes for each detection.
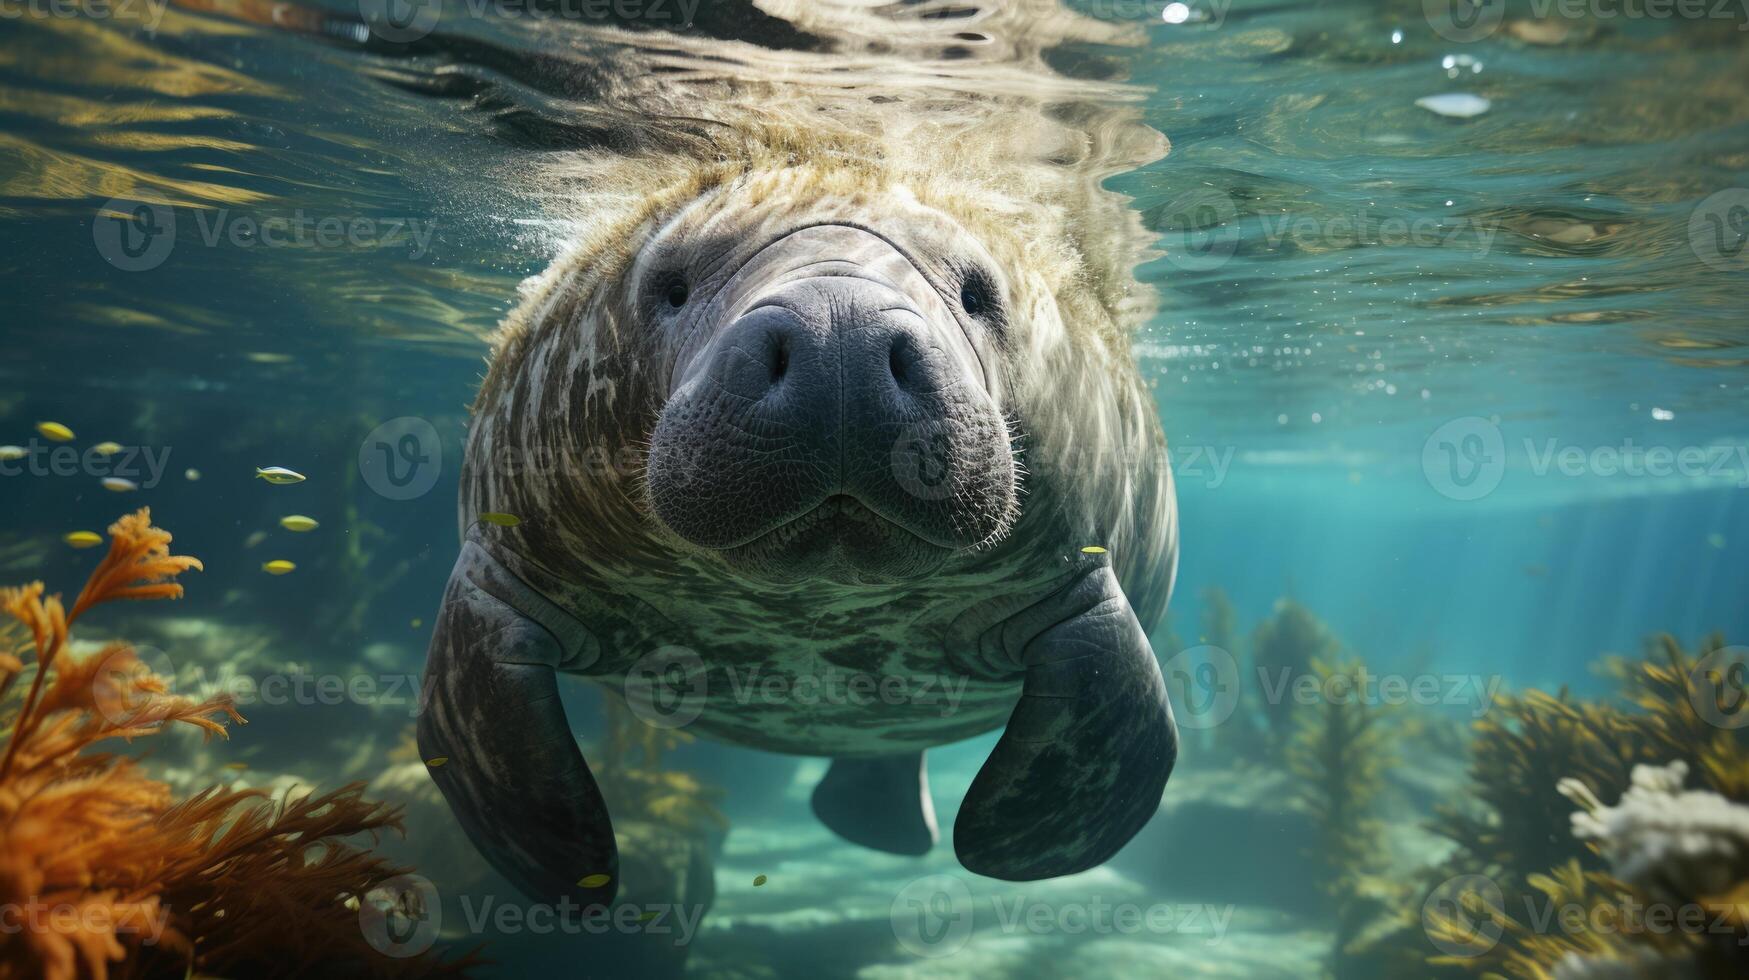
<box><xmin>634</xmin><ymin>189</ymin><xmax>1020</xmax><ymax>584</ymax></box>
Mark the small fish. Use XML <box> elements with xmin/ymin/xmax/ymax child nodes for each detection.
<box><xmin>478</xmin><ymin>512</ymin><xmax>522</xmax><ymax>528</ymax></box>
<box><xmin>245</xmin><ymin>351</ymin><xmax>293</xmax><ymax>364</ymax></box>
<box><xmin>64</xmin><ymin>530</ymin><xmax>104</xmax><ymax>548</ymax></box>
<box><xmin>410</xmin><ymin>618</ymin><xmax>423</xmax><ymax>629</ymax></box>
<box><xmin>222</xmin><ymin>761</ymin><xmax>248</xmax><ymax>771</ymax></box>
<box><xmin>101</xmin><ymin>477</ymin><xmax>139</xmax><ymax>492</ymax></box>
<box><xmin>261</xmin><ymin>559</ymin><xmax>296</xmax><ymax>575</ymax></box>
<box><xmin>578</xmin><ymin>873</ymin><xmax>612</xmax><ymax>888</ymax></box>
<box><xmin>1415</xmin><ymin>93</ymin><xmax>1491</xmax><ymax>119</ymax></box>
<box><xmin>36</xmin><ymin>421</ymin><xmax>74</xmax><ymax>442</ymax></box>
<box><xmin>90</xmin><ymin>441</ymin><xmax>124</xmax><ymax>456</ymax></box>
<box><xmin>279</xmin><ymin>515</ymin><xmax>319</xmax><ymax>532</ymax></box>
<box><xmin>243</xmin><ymin>530</ymin><xmax>268</xmax><ymax>549</ymax></box>
<box><xmin>1080</xmin><ymin>545</ymin><xmax>1108</xmax><ymax>555</ymax></box>
<box><xmin>255</xmin><ymin>466</ymin><xmax>305</xmax><ymax>484</ymax></box>
<box><xmin>1708</xmin><ymin>532</ymin><xmax>1727</xmax><ymax>550</ymax></box>
<box><xmin>752</xmin><ymin>874</ymin><xmax>768</xmax><ymax>887</ymax></box>
<box><xmin>636</xmin><ymin>910</ymin><xmax>661</xmax><ymax>923</ymax></box>
<box><xmin>184</xmin><ymin>468</ymin><xmax>201</xmax><ymax>481</ymax></box>
<box><xmin>0</xmin><ymin>446</ymin><xmax>25</xmax><ymax>461</ymax></box>
<box><xmin>425</xmin><ymin>756</ymin><xmax>449</xmax><ymax>768</ymax></box>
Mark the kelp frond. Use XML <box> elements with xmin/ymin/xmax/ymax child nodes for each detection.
<box><xmin>0</xmin><ymin>509</ymin><xmax>474</xmax><ymax>980</ymax></box>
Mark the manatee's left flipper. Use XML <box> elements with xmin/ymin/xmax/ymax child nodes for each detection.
<box><xmin>417</xmin><ymin>540</ymin><xmax>612</xmax><ymax>909</ymax></box>
<box><xmin>954</xmin><ymin>563</ymin><xmax>1177</xmax><ymax>880</ymax></box>
<box><xmin>811</xmin><ymin>753</ymin><xmax>938</xmax><ymax>856</ymax></box>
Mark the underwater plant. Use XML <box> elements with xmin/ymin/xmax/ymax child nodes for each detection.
<box><xmin>1409</xmin><ymin>634</ymin><xmax>1749</xmax><ymax>979</ymax></box>
<box><xmin>1285</xmin><ymin>655</ymin><xmax>1398</xmax><ymax>971</ymax></box>
<box><xmin>1252</xmin><ymin>598</ymin><xmax>1343</xmax><ymax>752</ymax></box>
<box><xmin>0</xmin><ymin>509</ymin><xmax>472</xmax><ymax>980</ymax></box>
<box><xmin>594</xmin><ymin>694</ymin><xmax>728</xmax><ymax>839</ymax></box>
<box><xmin>1425</xmin><ymin>761</ymin><xmax>1749</xmax><ymax>979</ymax></box>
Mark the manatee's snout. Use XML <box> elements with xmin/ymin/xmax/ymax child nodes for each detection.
<box><xmin>646</xmin><ymin>225</ymin><xmax>1016</xmax><ymax>582</ymax></box>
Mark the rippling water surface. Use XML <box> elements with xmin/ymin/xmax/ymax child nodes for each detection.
<box><xmin>1</xmin><ymin>1</ymin><xmax>1747</xmax><ymax>977</ymax></box>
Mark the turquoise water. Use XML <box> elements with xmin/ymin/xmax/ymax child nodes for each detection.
<box><xmin>1</xmin><ymin>1</ymin><xmax>1747</xmax><ymax>977</ymax></box>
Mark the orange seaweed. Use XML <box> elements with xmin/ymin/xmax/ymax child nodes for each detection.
<box><xmin>0</xmin><ymin>509</ymin><xmax>474</xmax><ymax>980</ymax></box>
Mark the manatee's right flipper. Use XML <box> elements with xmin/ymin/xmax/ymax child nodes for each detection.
<box><xmin>417</xmin><ymin>540</ymin><xmax>613</xmax><ymax>909</ymax></box>
<box><xmin>811</xmin><ymin>753</ymin><xmax>938</xmax><ymax>856</ymax></box>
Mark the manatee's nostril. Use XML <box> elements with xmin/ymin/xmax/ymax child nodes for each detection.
<box><xmin>772</xmin><ymin>340</ymin><xmax>789</xmax><ymax>384</ymax></box>
<box><xmin>886</xmin><ymin>332</ymin><xmax>929</xmax><ymax>394</ymax></box>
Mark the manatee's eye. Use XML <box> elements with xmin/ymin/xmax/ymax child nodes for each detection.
<box><xmin>958</xmin><ymin>268</ymin><xmax>998</xmax><ymax>319</ymax></box>
<box><xmin>665</xmin><ymin>280</ymin><xmax>690</xmax><ymax>308</ymax></box>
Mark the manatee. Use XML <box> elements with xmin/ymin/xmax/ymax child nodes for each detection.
<box><xmin>410</xmin><ymin>1</ymin><xmax>1180</xmax><ymax>911</ymax></box>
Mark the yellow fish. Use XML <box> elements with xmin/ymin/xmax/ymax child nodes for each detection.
<box><xmin>255</xmin><ymin>466</ymin><xmax>305</xmax><ymax>484</ymax></box>
<box><xmin>411</xmin><ymin>618</ymin><xmax>423</xmax><ymax>629</ymax></box>
<box><xmin>64</xmin><ymin>530</ymin><xmax>103</xmax><ymax>548</ymax></box>
<box><xmin>185</xmin><ymin>468</ymin><xmax>201</xmax><ymax>481</ymax></box>
<box><xmin>0</xmin><ymin>446</ymin><xmax>24</xmax><ymax>461</ymax></box>
<box><xmin>261</xmin><ymin>560</ymin><xmax>296</xmax><ymax>575</ymax></box>
<box><xmin>578</xmin><ymin>873</ymin><xmax>612</xmax><ymax>888</ymax></box>
<box><xmin>222</xmin><ymin>762</ymin><xmax>248</xmax><ymax>771</ymax></box>
<box><xmin>36</xmin><ymin>421</ymin><xmax>74</xmax><ymax>442</ymax></box>
<box><xmin>91</xmin><ymin>441</ymin><xmax>124</xmax><ymax>456</ymax></box>
<box><xmin>101</xmin><ymin>477</ymin><xmax>138</xmax><ymax>492</ymax></box>
<box><xmin>478</xmin><ymin>512</ymin><xmax>522</xmax><ymax>528</ymax></box>
<box><xmin>1080</xmin><ymin>545</ymin><xmax>1108</xmax><ymax>555</ymax></box>
<box><xmin>279</xmin><ymin>515</ymin><xmax>319</xmax><ymax>532</ymax></box>
<box><xmin>425</xmin><ymin>757</ymin><xmax>449</xmax><ymax>768</ymax></box>
<box><xmin>753</xmin><ymin>874</ymin><xmax>768</xmax><ymax>887</ymax></box>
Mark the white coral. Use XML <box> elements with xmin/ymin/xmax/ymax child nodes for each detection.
<box><xmin>1557</xmin><ymin>760</ymin><xmax>1749</xmax><ymax>903</ymax></box>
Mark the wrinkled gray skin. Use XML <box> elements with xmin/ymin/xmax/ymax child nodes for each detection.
<box><xmin>418</xmin><ymin>212</ymin><xmax>1179</xmax><ymax>914</ymax></box>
